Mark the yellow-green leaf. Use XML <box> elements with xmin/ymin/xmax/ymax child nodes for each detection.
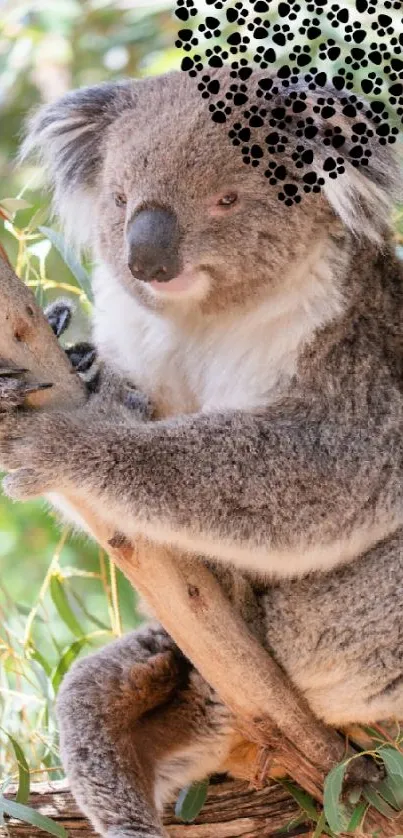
<box><xmin>0</xmin><ymin>796</ymin><xmax>67</xmax><ymax>838</ymax></box>
<box><xmin>50</xmin><ymin>575</ymin><xmax>85</xmax><ymax>638</ymax></box>
<box><xmin>5</xmin><ymin>736</ymin><xmax>30</xmax><ymax>804</ymax></box>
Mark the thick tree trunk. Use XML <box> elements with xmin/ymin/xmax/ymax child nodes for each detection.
<box><xmin>1</xmin><ymin>255</ymin><xmax>402</xmax><ymax>838</ymax></box>
<box><xmin>2</xmin><ymin>779</ymin><xmax>307</xmax><ymax>838</ymax></box>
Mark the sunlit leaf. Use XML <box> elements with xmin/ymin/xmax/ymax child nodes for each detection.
<box><xmin>52</xmin><ymin>638</ymin><xmax>89</xmax><ymax>693</ymax></box>
<box><xmin>38</xmin><ymin>226</ymin><xmax>93</xmax><ymax>301</ymax></box>
<box><xmin>0</xmin><ymin>796</ymin><xmax>67</xmax><ymax>838</ymax></box>
<box><xmin>5</xmin><ymin>735</ymin><xmax>30</xmax><ymax>804</ymax></box>
<box><xmin>175</xmin><ymin>779</ymin><xmax>209</xmax><ymax>823</ymax></box>
<box><xmin>50</xmin><ymin>574</ymin><xmax>85</xmax><ymax>638</ymax></box>
<box><xmin>0</xmin><ymin>198</ymin><xmax>32</xmax><ymax>215</ymax></box>
<box><xmin>26</xmin><ymin>204</ymin><xmax>49</xmax><ymax>233</ymax></box>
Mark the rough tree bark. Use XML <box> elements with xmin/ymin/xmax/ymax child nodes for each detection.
<box><xmin>2</xmin><ymin>779</ymin><xmax>306</xmax><ymax>838</ymax></box>
<box><xmin>0</xmin><ymin>254</ymin><xmax>402</xmax><ymax>837</ymax></box>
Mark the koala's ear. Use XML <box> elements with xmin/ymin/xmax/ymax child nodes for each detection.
<box><xmin>20</xmin><ymin>81</ymin><xmax>137</xmax><ymax>249</ymax></box>
<box><xmin>308</xmin><ymin>95</ymin><xmax>401</xmax><ymax>243</ymax></box>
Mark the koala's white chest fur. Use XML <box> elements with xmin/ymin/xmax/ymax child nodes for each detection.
<box><xmin>92</xmin><ymin>254</ymin><xmax>341</xmax><ymax>417</ymax></box>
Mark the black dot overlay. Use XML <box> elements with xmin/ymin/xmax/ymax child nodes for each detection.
<box><xmin>175</xmin><ymin>0</ymin><xmax>402</xmax><ymax>205</ymax></box>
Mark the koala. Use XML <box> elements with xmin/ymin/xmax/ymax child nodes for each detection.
<box><xmin>0</xmin><ymin>68</ymin><xmax>403</xmax><ymax>836</ymax></box>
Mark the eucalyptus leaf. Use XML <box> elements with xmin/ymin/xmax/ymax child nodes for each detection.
<box><xmin>38</xmin><ymin>226</ymin><xmax>93</xmax><ymax>301</ymax></box>
<box><xmin>175</xmin><ymin>779</ymin><xmax>209</xmax><ymax>823</ymax></box>
<box><xmin>312</xmin><ymin>810</ymin><xmax>326</xmax><ymax>838</ymax></box>
<box><xmin>0</xmin><ymin>198</ymin><xmax>32</xmax><ymax>214</ymax></box>
<box><xmin>0</xmin><ymin>796</ymin><xmax>68</xmax><ymax>838</ymax></box>
<box><xmin>50</xmin><ymin>574</ymin><xmax>85</xmax><ymax>638</ymax></box>
<box><xmin>26</xmin><ymin>204</ymin><xmax>49</xmax><ymax>232</ymax></box>
<box><xmin>346</xmin><ymin>800</ymin><xmax>367</xmax><ymax>832</ymax></box>
<box><xmin>376</xmin><ymin>776</ymin><xmax>403</xmax><ymax>811</ymax></box>
<box><xmin>323</xmin><ymin>760</ymin><xmax>350</xmax><ymax>834</ymax></box>
<box><xmin>379</xmin><ymin>746</ymin><xmax>403</xmax><ymax>781</ymax></box>
<box><xmin>281</xmin><ymin>780</ymin><xmax>319</xmax><ymax>822</ymax></box>
<box><xmin>5</xmin><ymin>735</ymin><xmax>30</xmax><ymax>804</ymax></box>
<box><xmin>363</xmin><ymin>786</ymin><xmax>400</xmax><ymax>818</ymax></box>
<box><xmin>52</xmin><ymin>637</ymin><xmax>89</xmax><ymax>692</ymax></box>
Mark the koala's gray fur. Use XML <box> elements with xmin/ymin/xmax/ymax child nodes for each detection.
<box><xmin>0</xmin><ymin>68</ymin><xmax>402</xmax><ymax>836</ymax></box>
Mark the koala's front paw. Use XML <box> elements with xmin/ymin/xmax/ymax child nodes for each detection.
<box><xmin>45</xmin><ymin>299</ymin><xmax>154</xmax><ymax>420</ymax></box>
<box><xmin>0</xmin><ymin>408</ymin><xmax>74</xmax><ymax>500</ymax></box>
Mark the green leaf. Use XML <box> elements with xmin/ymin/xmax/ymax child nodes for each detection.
<box><xmin>5</xmin><ymin>735</ymin><xmax>30</xmax><ymax>804</ymax></box>
<box><xmin>274</xmin><ymin>813</ymin><xmax>308</xmax><ymax>834</ymax></box>
<box><xmin>68</xmin><ymin>589</ymin><xmax>110</xmax><ymax>631</ymax></box>
<box><xmin>26</xmin><ymin>204</ymin><xmax>49</xmax><ymax>233</ymax></box>
<box><xmin>52</xmin><ymin>638</ymin><xmax>89</xmax><ymax>692</ymax></box>
<box><xmin>376</xmin><ymin>776</ymin><xmax>403</xmax><ymax>810</ymax></box>
<box><xmin>363</xmin><ymin>786</ymin><xmax>400</xmax><ymax>818</ymax></box>
<box><xmin>281</xmin><ymin>780</ymin><xmax>319</xmax><ymax>821</ymax></box>
<box><xmin>379</xmin><ymin>746</ymin><xmax>403</xmax><ymax>780</ymax></box>
<box><xmin>312</xmin><ymin>810</ymin><xmax>326</xmax><ymax>838</ymax></box>
<box><xmin>175</xmin><ymin>779</ymin><xmax>209</xmax><ymax>823</ymax></box>
<box><xmin>38</xmin><ymin>225</ymin><xmax>93</xmax><ymax>301</ymax></box>
<box><xmin>0</xmin><ymin>198</ymin><xmax>32</xmax><ymax>214</ymax></box>
<box><xmin>347</xmin><ymin>800</ymin><xmax>367</xmax><ymax>832</ymax></box>
<box><xmin>323</xmin><ymin>760</ymin><xmax>350</xmax><ymax>834</ymax></box>
<box><xmin>15</xmin><ymin>603</ymin><xmax>46</xmax><ymax>623</ymax></box>
<box><xmin>50</xmin><ymin>574</ymin><xmax>85</xmax><ymax>638</ymax></box>
<box><xmin>0</xmin><ymin>796</ymin><xmax>68</xmax><ymax>838</ymax></box>
<box><xmin>29</xmin><ymin>646</ymin><xmax>53</xmax><ymax>678</ymax></box>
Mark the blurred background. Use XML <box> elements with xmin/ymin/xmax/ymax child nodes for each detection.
<box><xmin>0</xmin><ymin>0</ymin><xmax>402</xmax><ymax>802</ymax></box>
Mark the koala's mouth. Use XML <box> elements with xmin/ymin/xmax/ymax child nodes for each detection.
<box><xmin>148</xmin><ymin>268</ymin><xmax>209</xmax><ymax>297</ymax></box>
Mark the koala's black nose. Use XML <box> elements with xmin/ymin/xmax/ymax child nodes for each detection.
<box><xmin>126</xmin><ymin>208</ymin><xmax>180</xmax><ymax>283</ymax></box>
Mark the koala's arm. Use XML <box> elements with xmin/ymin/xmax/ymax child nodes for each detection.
<box><xmin>2</xmin><ymin>396</ymin><xmax>401</xmax><ymax>577</ymax></box>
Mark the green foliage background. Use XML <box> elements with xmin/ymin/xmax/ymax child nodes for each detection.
<box><xmin>0</xmin><ymin>0</ymin><xmax>180</xmax><ymax>788</ymax></box>
<box><xmin>0</xmin><ymin>1</ymin><xmax>402</xmax><ymax>828</ymax></box>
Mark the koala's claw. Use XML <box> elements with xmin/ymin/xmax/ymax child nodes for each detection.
<box><xmin>0</xmin><ymin>371</ymin><xmax>53</xmax><ymax>412</ymax></box>
<box><xmin>45</xmin><ymin>299</ymin><xmax>74</xmax><ymax>338</ymax></box>
<box><xmin>0</xmin><ymin>366</ymin><xmax>28</xmax><ymax>376</ymax></box>
<box><xmin>66</xmin><ymin>342</ymin><xmax>97</xmax><ymax>374</ymax></box>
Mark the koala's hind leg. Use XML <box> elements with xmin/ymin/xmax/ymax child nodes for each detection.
<box><xmin>56</xmin><ymin>623</ymin><xmax>234</xmax><ymax>838</ymax></box>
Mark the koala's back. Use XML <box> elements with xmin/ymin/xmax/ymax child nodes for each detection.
<box><xmin>260</xmin><ymin>527</ymin><xmax>403</xmax><ymax>727</ymax></box>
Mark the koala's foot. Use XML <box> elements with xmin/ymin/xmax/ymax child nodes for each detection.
<box><xmin>57</xmin><ymin>624</ymin><xmax>232</xmax><ymax>838</ymax></box>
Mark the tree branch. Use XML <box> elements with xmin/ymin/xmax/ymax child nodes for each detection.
<box><xmin>2</xmin><ymin>778</ymin><xmax>306</xmax><ymax>838</ymax></box>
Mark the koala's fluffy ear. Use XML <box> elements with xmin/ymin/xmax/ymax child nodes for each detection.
<box><xmin>307</xmin><ymin>94</ymin><xmax>401</xmax><ymax>243</ymax></box>
<box><xmin>20</xmin><ymin>81</ymin><xmax>137</xmax><ymax>248</ymax></box>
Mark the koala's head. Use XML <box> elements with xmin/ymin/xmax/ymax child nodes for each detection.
<box><xmin>22</xmin><ymin>69</ymin><xmax>400</xmax><ymax>315</ymax></box>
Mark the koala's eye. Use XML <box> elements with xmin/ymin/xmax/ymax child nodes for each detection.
<box><xmin>217</xmin><ymin>192</ymin><xmax>238</xmax><ymax>207</ymax></box>
<box><xmin>114</xmin><ymin>193</ymin><xmax>127</xmax><ymax>208</ymax></box>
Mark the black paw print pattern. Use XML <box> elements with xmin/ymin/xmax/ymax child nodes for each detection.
<box><xmin>225</xmin><ymin>82</ymin><xmax>249</xmax><ymax>107</ymax></box>
<box><xmin>198</xmin><ymin>16</ymin><xmax>221</xmax><ymax>39</ymax></box>
<box><xmin>226</xmin><ymin>3</ymin><xmax>248</xmax><ymax>25</ymax></box>
<box><xmin>230</xmin><ymin>58</ymin><xmax>253</xmax><ymax>81</ymax></box>
<box><xmin>198</xmin><ymin>74</ymin><xmax>221</xmax><ymax>98</ymax></box>
<box><xmin>209</xmin><ymin>99</ymin><xmax>233</xmax><ymax>123</ymax></box>
<box><xmin>175</xmin><ymin>0</ymin><xmax>197</xmax><ymax>22</ymax></box>
<box><xmin>176</xmin><ymin>0</ymin><xmax>402</xmax><ymax>205</ymax></box>
<box><xmin>254</xmin><ymin>44</ymin><xmax>277</xmax><ymax>69</ymax></box>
